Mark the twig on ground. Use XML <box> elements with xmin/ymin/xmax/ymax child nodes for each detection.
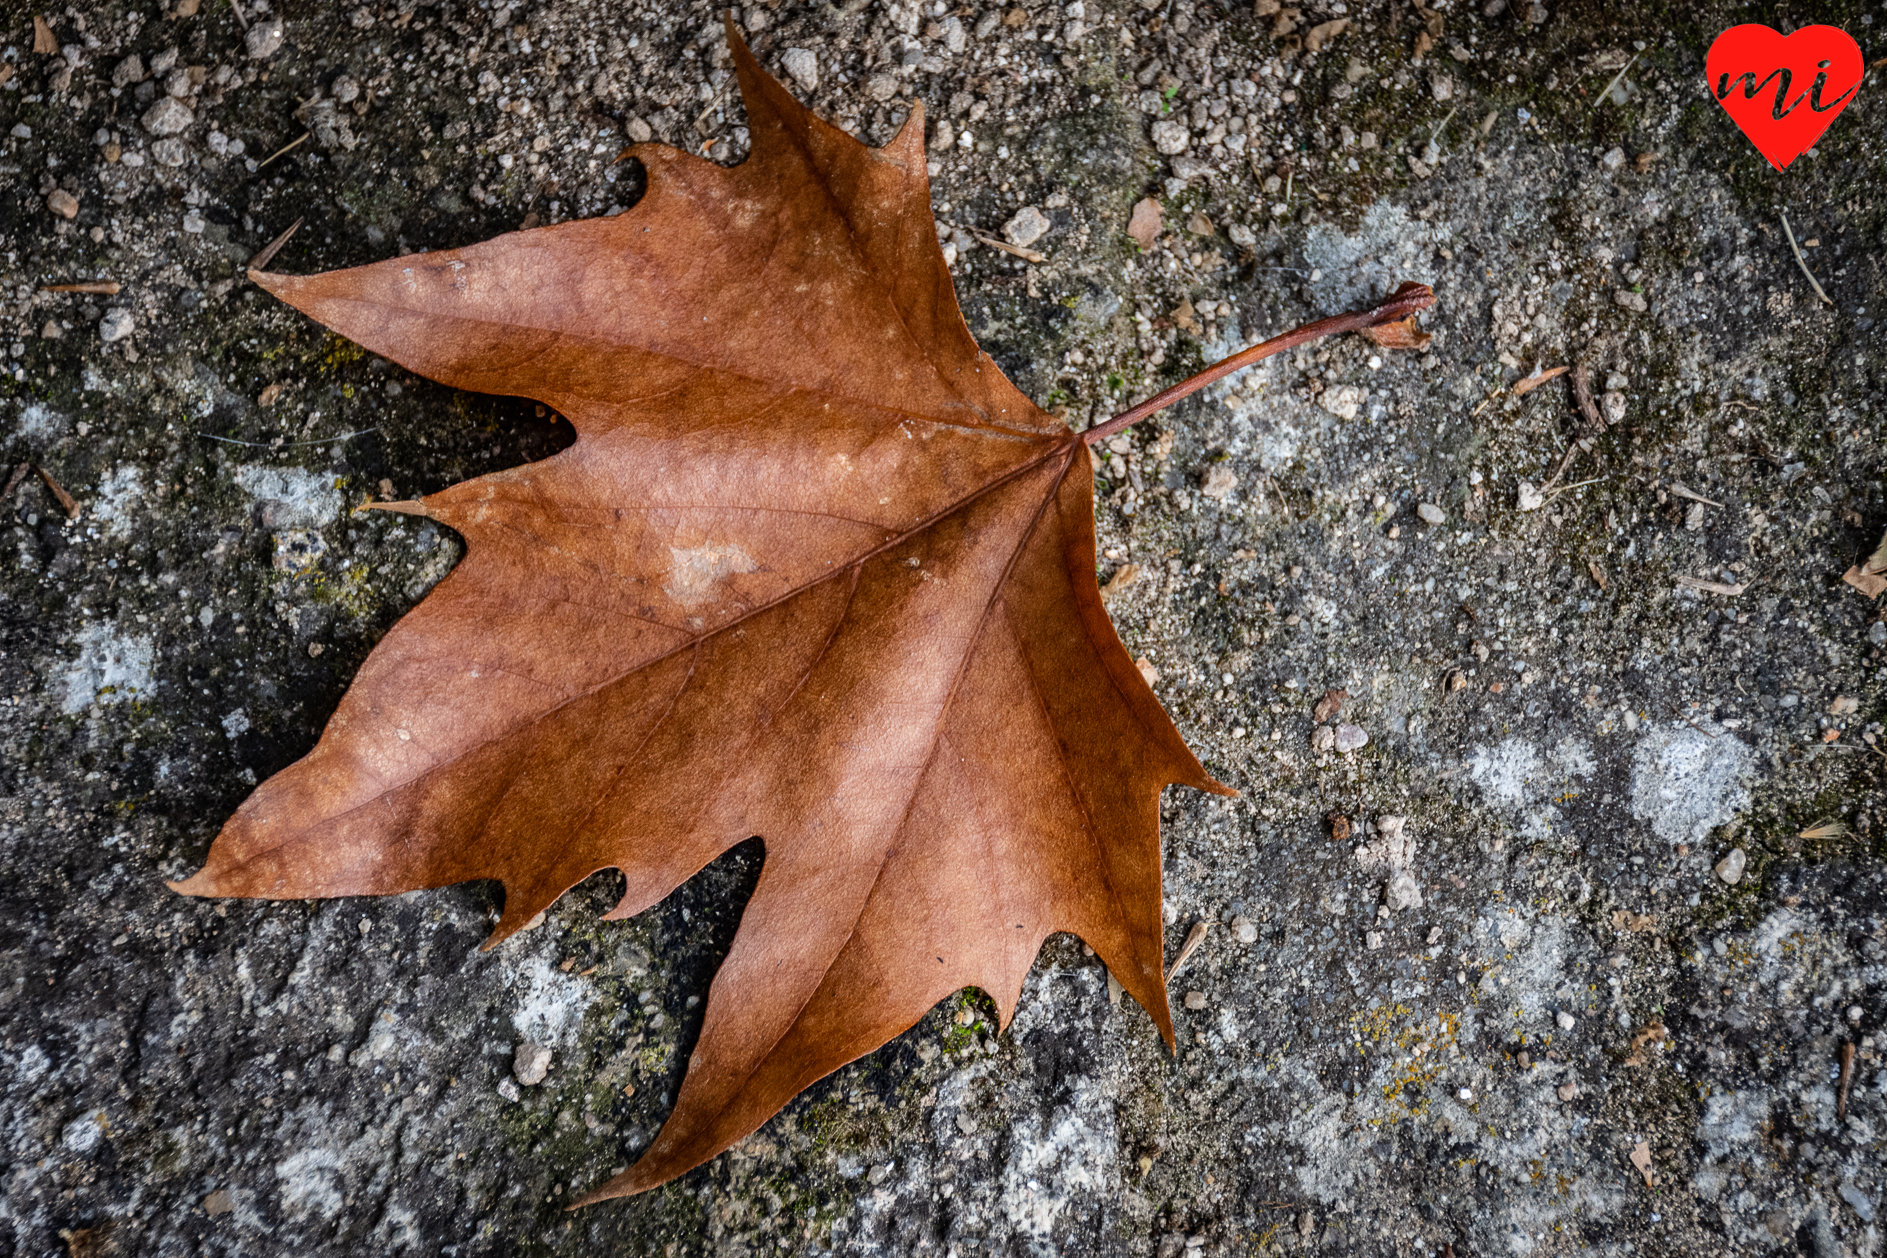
<box><xmin>256</xmin><ymin>132</ymin><xmax>310</xmax><ymax>172</ymax></box>
<box><xmin>1675</xmin><ymin>574</ymin><xmax>1750</xmax><ymax>596</ymax></box>
<box><xmin>1570</xmin><ymin>364</ymin><xmax>1602</xmax><ymax>429</ymax></box>
<box><xmin>1670</xmin><ymin>706</ymin><xmax>1717</xmax><ymax>739</ymax></box>
<box><xmin>1511</xmin><ymin>364</ymin><xmax>1570</xmax><ymax>397</ymax></box>
<box><xmin>971</xmin><ymin>233</ymin><xmax>1045</xmax><ymax>264</ymax></box>
<box><xmin>1780</xmin><ymin>212</ymin><xmax>1833</xmax><ymax>307</ymax></box>
<box><xmin>41</xmin><ymin>281</ymin><xmax>121</xmax><ymax>295</ymax></box>
<box><xmin>1669</xmin><ymin>482</ymin><xmax>1724</xmax><ymax>508</ymax></box>
<box><xmin>1593</xmin><ymin>51</ymin><xmax>1639</xmax><ymax>111</ymax></box>
<box><xmin>2</xmin><ymin>463</ymin><xmax>30</xmax><ymax>500</ymax></box>
<box><xmin>199</xmin><ymin>427</ymin><xmax>380</xmax><ymax>449</ymax></box>
<box><xmin>1165</xmin><ymin>921</ymin><xmax>1209</xmax><ymax>984</ymax></box>
<box><xmin>33</xmin><ymin>465</ymin><xmax>80</xmax><ymax>520</ymax></box>
<box><xmin>1837</xmin><ymin>1041</ymin><xmax>1855</xmax><ymax>1122</ymax></box>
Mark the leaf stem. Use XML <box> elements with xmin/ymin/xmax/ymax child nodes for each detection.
<box><xmin>1082</xmin><ymin>282</ymin><xmax>1435</xmax><ymax>446</ymax></box>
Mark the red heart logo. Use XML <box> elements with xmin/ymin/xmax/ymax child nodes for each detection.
<box><xmin>1706</xmin><ymin>24</ymin><xmax>1864</xmax><ymax>171</ymax></box>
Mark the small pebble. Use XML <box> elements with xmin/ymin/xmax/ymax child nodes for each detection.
<box><xmin>1557</xmin><ymin>1081</ymin><xmax>1579</xmax><ymax>1101</ymax></box>
<box><xmin>1310</xmin><ymin>725</ymin><xmax>1336</xmax><ymax>752</ymax></box>
<box><xmin>1457</xmin><ymin>1087</ymin><xmax>1473</xmax><ymax>1101</ymax></box>
<box><xmin>245</xmin><ymin>14</ymin><xmax>286</xmax><ymax>58</ymax></box>
<box><xmin>99</xmin><ymin>309</ymin><xmax>136</xmax><ymax>342</ymax></box>
<box><xmin>1416</xmin><ymin>502</ymin><xmax>1445</xmax><ymax>524</ymax></box>
<box><xmin>513</xmin><ymin>1040</ymin><xmax>553</xmax><ymax>1086</ymax></box>
<box><xmin>1182</xmin><ymin>991</ymin><xmax>1207</xmax><ymax>1011</ymax></box>
<box><xmin>1600</xmin><ymin>146</ymin><xmax>1626</xmax><ymax>171</ymax></box>
<box><xmin>203</xmin><ymin>1188</ymin><xmax>233</xmax><ymax>1216</ymax></box>
<box><xmin>1516</xmin><ymin>481</ymin><xmax>1545</xmax><ymax>512</ymax></box>
<box><xmin>1714</xmin><ymin>847</ymin><xmax>1747</xmax><ymax>886</ymax></box>
<box><xmin>141</xmin><ymin>95</ymin><xmax>194</xmax><ymax>136</ymax></box>
<box><xmin>1847</xmin><ymin>1005</ymin><xmax>1863</xmax><ymax>1025</ymax></box>
<box><xmin>1384</xmin><ymin>868</ymin><xmax>1421</xmax><ymax>912</ymax></box>
<box><xmin>45</xmin><ymin>189</ymin><xmax>78</xmax><ymax>219</ymax></box>
<box><xmin>1003</xmin><ymin>205</ymin><xmax>1050</xmax><ymax>247</ymax></box>
<box><xmin>1151</xmin><ymin>119</ymin><xmax>1189</xmax><ymax>155</ymax></box>
<box><xmin>1556</xmin><ymin>1010</ymin><xmax>1576</xmax><ymax>1031</ymax></box>
<box><xmin>496</xmin><ymin>1077</ymin><xmax>521</xmax><ymax>1102</ymax></box>
<box><xmin>1230</xmin><ymin>914</ymin><xmax>1257</xmax><ymax>944</ymax></box>
<box><xmin>1333</xmin><ymin>723</ymin><xmax>1368</xmax><ymax>753</ymax></box>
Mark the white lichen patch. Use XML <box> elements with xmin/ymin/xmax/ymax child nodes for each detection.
<box><xmin>502</xmin><ymin>950</ymin><xmax>596</xmax><ymax>1048</ymax></box>
<box><xmin>16</xmin><ymin>401</ymin><xmax>67</xmax><ymax>441</ymax></box>
<box><xmin>1629</xmin><ymin>721</ymin><xmax>1753</xmax><ymax>845</ymax></box>
<box><xmin>1466</xmin><ymin>736</ymin><xmax>1594</xmax><ymax>839</ymax></box>
<box><xmin>61</xmin><ymin>620</ymin><xmax>156</xmax><ymax>714</ymax></box>
<box><xmin>90</xmin><ymin>466</ymin><xmax>144</xmax><ymax>538</ymax></box>
<box><xmin>275</xmin><ymin>1147</ymin><xmax>347</xmax><ymax>1220</ymax></box>
<box><xmin>233</xmin><ymin>464</ymin><xmax>344</xmax><ymax>528</ymax></box>
<box><xmin>1303</xmin><ymin>201</ymin><xmax>1442</xmax><ymax>312</ymax></box>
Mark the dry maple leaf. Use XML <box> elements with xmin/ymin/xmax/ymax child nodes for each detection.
<box><xmin>171</xmin><ymin>23</ymin><xmax>1431</xmax><ymax>1202</ymax></box>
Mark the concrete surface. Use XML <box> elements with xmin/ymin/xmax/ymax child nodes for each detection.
<box><xmin>2</xmin><ymin>0</ymin><xmax>1884</xmax><ymax>1254</ymax></box>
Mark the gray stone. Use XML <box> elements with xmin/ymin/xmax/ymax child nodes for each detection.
<box><xmin>1151</xmin><ymin>119</ymin><xmax>1189</xmax><ymax>155</ymax></box>
<box><xmin>513</xmin><ymin>1040</ymin><xmax>553</xmax><ymax>1086</ymax></box>
<box><xmin>245</xmin><ymin>14</ymin><xmax>286</xmax><ymax>58</ymax></box>
<box><xmin>140</xmin><ymin>95</ymin><xmax>194</xmax><ymax>136</ymax></box>
<box><xmin>98</xmin><ymin>308</ymin><xmax>135</xmax><ymax>342</ymax></box>
<box><xmin>1416</xmin><ymin>501</ymin><xmax>1445</xmax><ymax>524</ymax></box>
<box><xmin>1003</xmin><ymin>205</ymin><xmax>1050</xmax><ymax>247</ymax></box>
<box><xmin>781</xmin><ymin>48</ymin><xmax>818</xmax><ymax>92</ymax></box>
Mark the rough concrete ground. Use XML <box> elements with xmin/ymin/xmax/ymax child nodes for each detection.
<box><xmin>3</xmin><ymin>0</ymin><xmax>1885</xmax><ymax>1254</ymax></box>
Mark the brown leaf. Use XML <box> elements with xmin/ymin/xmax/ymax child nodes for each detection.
<box><xmin>1622</xmin><ymin>1020</ymin><xmax>1667</xmax><ymax>1067</ymax></box>
<box><xmin>1186</xmin><ymin>210</ymin><xmax>1215</xmax><ymax>237</ymax></box>
<box><xmin>1358</xmin><ymin>315</ymin><xmax>1431</xmax><ymax>350</ymax></box>
<box><xmin>1865</xmin><ymin>528</ymin><xmax>1887</xmax><ymax>575</ymax></box>
<box><xmin>1610</xmin><ymin>909</ymin><xmax>1656</xmax><ymax>933</ymax></box>
<box><xmin>1843</xmin><ymin>564</ymin><xmax>1887</xmax><ymax>599</ymax></box>
<box><xmin>1127</xmin><ymin>196</ymin><xmax>1162</xmax><ymax>250</ymax></box>
<box><xmin>33</xmin><ymin>14</ymin><xmax>58</xmax><ymax>54</ymax></box>
<box><xmin>1303</xmin><ymin>17</ymin><xmax>1349</xmax><ymax>52</ymax></box>
<box><xmin>1100</xmin><ymin>562</ymin><xmax>1143</xmax><ymax>599</ymax></box>
<box><xmin>1311</xmin><ymin>687</ymin><xmax>1347</xmax><ymax>723</ymax></box>
<box><xmin>174</xmin><ymin>23</ymin><xmax>1231</xmax><ymax>1204</ymax></box>
<box><xmin>1628</xmin><ymin>1140</ymin><xmax>1656</xmax><ymax>1188</ymax></box>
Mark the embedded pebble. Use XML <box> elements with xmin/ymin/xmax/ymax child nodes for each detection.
<box><xmin>496</xmin><ymin>1077</ymin><xmax>521</xmax><ymax>1103</ymax></box>
<box><xmin>1384</xmin><ymin>868</ymin><xmax>1422</xmax><ymax>912</ymax></box>
<box><xmin>1603</xmin><ymin>390</ymin><xmax>1627</xmax><ymax>424</ymax></box>
<box><xmin>1182</xmin><ymin>991</ymin><xmax>1207</xmax><ymax>1011</ymax></box>
<box><xmin>1151</xmin><ymin>119</ymin><xmax>1189</xmax><ymax>155</ymax></box>
<box><xmin>1230</xmin><ymin>914</ymin><xmax>1258</xmax><ymax>944</ymax></box>
<box><xmin>1556</xmin><ymin>1010</ymin><xmax>1576</xmax><ymax>1031</ymax></box>
<box><xmin>1416</xmin><ymin>502</ymin><xmax>1445</xmax><ymax>525</ymax></box>
<box><xmin>1310</xmin><ymin>725</ymin><xmax>1336</xmax><ymax>752</ymax></box>
<box><xmin>1003</xmin><ymin>205</ymin><xmax>1050</xmax><ymax>247</ymax></box>
<box><xmin>1557</xmin><ymin>1081</ymin><xmax>1579</xmax><ymax>1101</ymax></box>
<box><xmin>245</xmin><ymin>15</ymin><xmax>286</xmax><ymax>58</ymax></box>
<box><xmin>1333</xmin><ymin>723</ymin><xmax>1368</xmax><ymax>753</ymax></box>
<box><xmin>141</xmin><ymin>96</ymin><xmax>194</xmax><ymax>136</ymax></box>
<box><xmin>1516</xmin><ymin>481</ymin><xmax>1545</xmax><ymax>512</ymax></box>
<box><xmin>46</xmin><ymin>189</ymin><xmax>78</xmax><ymax>220</ymax></box>
<box><xmin>513</xmin><ymin>1040</ymin><xmax>553</xmax><ymax>1085</ymax></box>
<box><xmin>1714</xmin><ymin>847</ymin><xmax>1747</xmax><ymax>886</ymax></box>
<box><xmin>99</xmin><ymin>309</ymin><xmax>136</xmax><ymax>342</ymax></box>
